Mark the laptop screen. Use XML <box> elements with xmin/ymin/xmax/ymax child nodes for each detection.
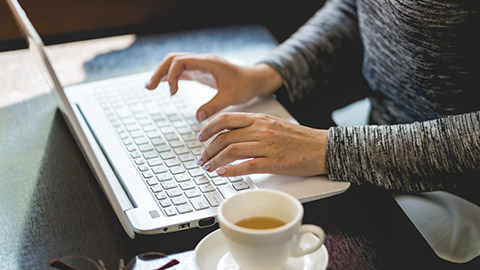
<box><xmin>6</xmin><ymin>0</ymin><xmax>69</xmax><ymax>115</ymax></box>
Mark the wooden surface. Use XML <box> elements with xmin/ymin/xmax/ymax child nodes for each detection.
<box><xmin>0</xmin><ymin>25</ymin><xmax>478</xmax><ymax>270</ymax></box>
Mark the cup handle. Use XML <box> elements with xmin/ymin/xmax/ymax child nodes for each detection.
<box><xmin>290</xmin><ymin>224</ymin><xmax>325</xmax><ymax>257</ymax></box>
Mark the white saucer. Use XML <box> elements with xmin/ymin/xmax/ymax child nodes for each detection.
<box><xmin>194</xmin><ymin>229</ymin><xmax>328</xmax><ymax>270</ymax></box>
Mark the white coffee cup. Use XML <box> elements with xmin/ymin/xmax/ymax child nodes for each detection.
<box><xmin>217</xmin><ymin>189</ymin><xmax>325</xmax><ymax>270</ymax></box>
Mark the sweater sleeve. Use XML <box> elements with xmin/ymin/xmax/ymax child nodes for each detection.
<box><xmin>327</xmin><ymin>111</ymin><xmax>480</xmax><ymax>192</ymax></box>
<box><xmin>260</xmin><ymin>0</ymin><xmax>362</xmax><ymax>102</ymax></box>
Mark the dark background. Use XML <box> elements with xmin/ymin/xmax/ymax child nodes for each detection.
<box><xmin>0</xmin><ymin>0</ymin><xmax>325</xmax><ymax>51</ymax></box>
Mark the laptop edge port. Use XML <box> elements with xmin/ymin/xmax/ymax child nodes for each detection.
<box><xmin>178</xmin><ymin>223</ymin><xmax>190</xmax><ymax>230</ymax></box>
<box><xmin>198</xmin><ymin>217</ymin><xmax>216</xmax><ymax>228</ymax></box>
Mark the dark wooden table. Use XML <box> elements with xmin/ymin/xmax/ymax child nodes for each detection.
<box><xmin>0</xmin><ymin>25</ymin><xmax>478</xmax><ymax>270</ymax></box>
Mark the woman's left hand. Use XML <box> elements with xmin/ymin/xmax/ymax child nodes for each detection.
<box><xmin>196</xmin><ymin>112</ymin><xmax>329</xmax><ymax>177</ymax></box>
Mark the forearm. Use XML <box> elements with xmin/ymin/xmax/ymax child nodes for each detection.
<box><xmin>260</xmin><ymin>0</ymin><xmax>362</xmax><ymax>102</ymax></box>
<box><xmin>327</xmin><ymin>111</ymin><xmax>480</xmax><ymax>192</ymax></box>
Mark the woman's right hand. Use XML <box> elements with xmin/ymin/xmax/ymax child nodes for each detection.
<box><xmin>145</xmin><ymin>53</ymin><xmax>283</xmax><ymax>122</ymax></box>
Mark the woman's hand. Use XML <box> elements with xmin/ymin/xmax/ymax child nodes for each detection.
<box><xmin>145</xmin><ymin>53</ymin><xmax>282</xmax><ymax>122</ymax></box>
<box><xmin>196</xmin><ymin>112</ymin><xmax>329</xmax><ymax>177</ymax></box>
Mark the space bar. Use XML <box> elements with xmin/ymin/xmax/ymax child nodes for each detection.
<box><xmin>217</xmin><ymin>185</ymin><xmax>238</xmax><ymax>199</ymax></box>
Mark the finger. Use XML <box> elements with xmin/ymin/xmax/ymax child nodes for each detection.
<box><xmin>201</xmin><ymin>142</ymin><xmax>265</xmax><ymax>172</ymax></box>
<box><xmin>167</xmin><ymin>54</ymin><xmax>217</xmax><ymax>95</ymax></box>
<box><xmin>195</xmin><ymin>93</ymin><xmax>231</xmax><ymax>122</ymax></box>
<box><xmin>176</xmin><ymin>70</ymin><xmax>217</xmax><ymax>88</ymax></box>
<box><xmin>215</xmin><ymin>158</ymin><xmax>267</xmax><ymax>177</ymax></box>
<box><xmin>199</xmin><ymin>128</ymin><xmax>256</xmax><ymax>165</ymax></box>
<box><xmin>197</xmin><ymin>113</ymin><xmax>254</xmax><ymax>142</ymax></box>
<box><xmin>159</xmin><ymin>72</ymin><xmax>195</xmax><ymax>82</ymax></box>
<box><xmin>146</xmin><ymin>52</ymin><xmax>189</xmax><ymax>90</ymax></box>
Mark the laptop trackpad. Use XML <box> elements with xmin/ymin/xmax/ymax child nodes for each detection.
<box><xmin>251</xmin><ymin>174</ymin><xmax>350</xmax><ymax>203</ymax></box>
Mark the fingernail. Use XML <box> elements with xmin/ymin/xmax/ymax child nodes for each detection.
<box><xmin>144</xmin><ymin>80</ymin><xmax>151</xmax><ymax>89</ymax></box>
<box><xmin>216</xmin><ymin>167</ymin><xmax>226</xmax><ymax>175</ymax></box>
<box><xmin>169</xmin><ymin>86</ymin><xmax>174</xmax><ymax>96</ymax></box>
<box><xmin>202</xmin><ymin>162</ymin><xmax>210</xmax><ymax>171</ymax></box>
<box><xmin>198</xmin><ymin>111</ymin><xmax>206</xmax><ymax>122</ymax></box>
<box><xmin>196</xmin><ymin>158</ymin><xmax>204</xmax><ymax>166</ymax></box>
<box><xmin>196</xmin><ymin>133</ymin><xmax>203</xmax><ymax>142</ymax></box>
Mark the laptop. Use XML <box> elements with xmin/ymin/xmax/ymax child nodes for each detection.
<box><xmin>7</xmin><ymin>0</ymin><xmax>350</xmax><ymax>238</ymax></box>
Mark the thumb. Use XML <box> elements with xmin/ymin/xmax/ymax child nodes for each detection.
<box><xmin>196</xmin><ymin>93</ymin><xmax>230</xmax><ymax>122</ymax></box>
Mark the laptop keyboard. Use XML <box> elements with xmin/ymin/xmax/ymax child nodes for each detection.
<box><xmin>93</xmin><ymin>81</ymin><xmax>251</xmax><ymax>217</ymax></box>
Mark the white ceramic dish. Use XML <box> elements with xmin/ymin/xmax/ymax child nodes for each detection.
<box><xmin>194</xmin><ymin>229</ymin><xmax>328</xmax><ymax>270</ymax></box>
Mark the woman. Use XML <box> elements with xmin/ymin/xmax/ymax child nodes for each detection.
<box><xmin>146</xmin><ymin>0</ymin><xmax>479</xmax><ymax>261</ymax></box>
<box><xmin>147</xmin><ymin>0</ymin><xmax>478</xmax><ymax>191</ymax></box>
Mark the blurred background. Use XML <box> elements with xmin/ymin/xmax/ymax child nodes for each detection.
<box><xmin>0</xmin><ymin>0</ymin><xmax>326</xmax><ymax>52</ymax></box>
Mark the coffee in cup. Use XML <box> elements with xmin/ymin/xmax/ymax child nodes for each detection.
<box><xmin>217</xmin><ymin>189</ymin><xmax>325</xmax><ymax>270</ymax></box>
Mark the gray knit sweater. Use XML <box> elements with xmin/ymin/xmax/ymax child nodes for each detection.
<box><xmin>262</xmin><ymin>0</ymin><xmax>479</xmax><ymax>192</ymax></box>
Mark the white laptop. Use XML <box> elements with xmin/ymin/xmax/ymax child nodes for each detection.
<box><xmin>7</xmin><ymin>0</ymin><xmax>350</xmax><ymax>238</ymax></box>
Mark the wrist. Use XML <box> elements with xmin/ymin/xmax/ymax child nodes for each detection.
<box><xmin>320</xmin><ymin>130</ymin><xmax>328</xmax><ymax>174</ymax></box>
<box><xmin>247</xmin><ymin>63</ymin><xmax>283</xmax><ymax>97</ymax></box>
<box><xmin>318</xmin><ymin>129</ymin><xmax>329</xmax><ymax>175</ymax></box>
